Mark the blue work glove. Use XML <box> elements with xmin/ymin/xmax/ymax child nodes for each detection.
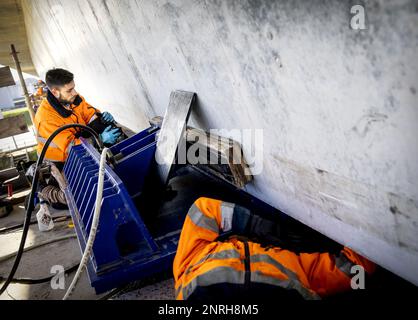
<box><xmin>100</xmin><ymin>126</ymin><xmax>121</xmax><ymax>145</ymax></box>
<box><xmin>101</xmin><ymin>112</ymin><xmax>114</xmax><ymax>125</ymax></box>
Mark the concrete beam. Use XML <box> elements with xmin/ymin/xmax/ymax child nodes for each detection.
<box><xmin>0</xmin><ymin>0</ymin><xmax>37</xmax><ymax>75</ymax></box>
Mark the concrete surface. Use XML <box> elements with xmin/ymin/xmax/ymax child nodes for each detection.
<box><xmin>0</xmin><ymin>0</ymin><xmax>36</xmax><ymax>75</ymax></box>
<box><xmin>113</xmin><ymin>279</ymin><xmax>175</xmax><ymax>300</ymax></box>
<box><xmin>19</xmin><ymin>0</ymin><xmax>418</xmax><ymax>285</ymax></box>
<box><xmin>0</xmin><ymin>203</ymin><xmax>173</xmax><ymax>300</ymax></box>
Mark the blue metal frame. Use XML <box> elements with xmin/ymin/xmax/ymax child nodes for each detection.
<box><xmin>63</xmin><ymin>126</ymin><xmax>178</xmax><ymax>293</ymax></box>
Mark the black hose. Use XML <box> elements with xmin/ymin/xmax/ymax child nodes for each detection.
<box><xmin>0</xmin><ymin>215</ymin><xmax>71</xmax><ymax>235</ymax></box>
<box><xmin>0</xmin><ymin>124</ymin><xmax>102</xmax><ymax>296</ymax></box>
<box><xmin>97</xmin><ymin>285</ymin><xmax>129</xmax><ymax>300</ymax></box>
<box><xmin>0</xmin><ymin>263</ymin><xmax>79</xmax><ymax>285</ymax></box>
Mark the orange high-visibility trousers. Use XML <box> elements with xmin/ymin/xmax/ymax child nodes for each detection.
<box><xmin>173</xmin><ymin>197</ymin><xmax>375</xmax><ymax>300</ymax></box>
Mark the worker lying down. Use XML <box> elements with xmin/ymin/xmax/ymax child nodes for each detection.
<box><xmin>173</xmin><ymin>197</ymin><xmax>375</xmax><ymax>301</ymax></box>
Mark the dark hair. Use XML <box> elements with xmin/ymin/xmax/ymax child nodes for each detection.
<box><xmin>45</xmin><ymin>68</ymin><xmax>74</xmax><ymax>88</ymax></box>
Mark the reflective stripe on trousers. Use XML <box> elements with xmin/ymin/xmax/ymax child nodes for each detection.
<box><xmin>178</xmin><ymin>245</ymin><xmax>320</xmax><ymax>300</ymax></box>
<box><xmin>180</xmin><ymin>257</ymin><xmax>321</xmax><ymax>300</ymax></box>
<box><xmin>185</xmin><ymin>249</ymin><xmax>241</xmax><ymax>275</ymax></box>
<box><xmin>250</xmin><ymin>254</ymin><xmax>320</xmax><ymax>300</ymax></box>
<box><xmin>181</xmin><ymin>266</ymin><xmax>246</xmax><ymax>300</ymax></box>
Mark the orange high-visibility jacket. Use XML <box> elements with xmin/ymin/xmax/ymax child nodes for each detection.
<box><xmin>173</xmin><ymin>197</ymin><xmax>376</xmax><ymax>300</ymax></box>
<box><xmin>36</xmin><ymin>87</ymin><xmax>44</xmax><ymax>96</ymax></box>
<box><xmin>34</xmin><ymin>92</ymin><xmax>99</xmax><ymax>162</ymax></box>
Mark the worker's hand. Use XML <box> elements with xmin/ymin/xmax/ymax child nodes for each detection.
<box><xmin>247</xmin><ymin>215</ymin><xmax>282</xmax><ymax>246</ymax></box>
<box><xmin>100</xmin><ymin>125</ymin><xmax>121</xmax><ymax>145</ymax></box>
<box><xmin>101</xmin><ymin>112</ymin><xmax>114</xmax><ymax>125</ymax></box>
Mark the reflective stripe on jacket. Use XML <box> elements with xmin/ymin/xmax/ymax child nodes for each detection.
<box><xmin>34</xmin><ymin>93</ymin><xmax>99</xmax><ymax>162</ymax></box>
<box><xmin>173</xmin><ymin>197</ymin><xmax>376</xmax><ymax>300</ymax></box>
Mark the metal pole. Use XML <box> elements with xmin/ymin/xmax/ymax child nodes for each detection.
<box><xmin>9</xmin><ymin>148</ymin><xmax>14</xmax><ymax>168</ymax></box>
<box><xmin>12</xmin><ymin>136</ymin><xmax>18</xmax><ymax>149</ymax></box>
<box><xmin>10</xmin><ymin>44</ymin><xmax>35</xmax><ymax>127</ymax></box>
<box><xmin>24</xmin><ymin>142</ymin><xmax>29</xmax><ymax>161</ymax></box>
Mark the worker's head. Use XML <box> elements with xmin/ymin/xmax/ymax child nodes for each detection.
<box><xmin>45</xmin><ymin>68</ymin><xmax>78</xmax><ymax>104</ymax></box>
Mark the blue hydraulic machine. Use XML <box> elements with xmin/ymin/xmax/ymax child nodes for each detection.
<box><xmin>63</xmin><ymin>124</ymin><xmax>180</xmax><ymax>293</ymax></box>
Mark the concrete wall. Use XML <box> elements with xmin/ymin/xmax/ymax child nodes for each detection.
<box><xmin>22</xmin><ymin>0</ymin><xmax>418</xmax><ymax>285</ymax></box>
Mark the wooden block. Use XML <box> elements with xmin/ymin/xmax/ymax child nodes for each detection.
<box><xmin>185</xmin><ymin>127</ymin><xmax>253</xmax><ymax>188</ymax></box>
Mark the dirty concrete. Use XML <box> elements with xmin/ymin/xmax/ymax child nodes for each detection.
<box><xmin>19</xmin><ymin>0</ymin><xmax>418</xmax><ymax>285</ymax></box>
<box><xmin>0</xmin><ymin>204</ymin><xmax>173</xmax><ymax>300</ymax></box>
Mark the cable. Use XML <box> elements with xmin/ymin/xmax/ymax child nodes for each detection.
<box><xmin>5</xmin><ymin>289</ymin><xmax>16</xmax><ymax>300</ymax></box>
<box><xmin>97</xmin><ymin>284</ymin><xmax>130</xmax><ymax>300</ymax></box>
<box><xmin>0</xmin><ymin>234</ymin><xmax>76</xmax><ymax>263</ymax></box>
<box><xmin>98</xmin><ymin>269</ymin><xmax>174</xmax><ymax>300</ymax></box>
<box><xmin>0</xmin><ymin>263</ymin><xmax>79</xmax><ymax>285</ymax></box>
<box><xmin>0</xmin><ymin>215</ymin><xmax>71</xmax><ymax>235</ymax></box>
<box><xmin>0</xmin><ymin>124</ymin><xmax>103</xmax><ymax>296</ymax></box>
<box><xmin>63</xmin><ymin>147</ymin><xmax>108</xmax><ymax>300</ymax></box>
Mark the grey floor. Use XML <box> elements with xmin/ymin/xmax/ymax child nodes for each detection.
<box><xmin>0</xmin><ymin>198</ymin><xmax>174</xmax><ymax>300</ymax></box>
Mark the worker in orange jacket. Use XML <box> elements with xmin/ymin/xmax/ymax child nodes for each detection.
<box><xmin>173</xmin><ymin>197</ymin><xmax>376</xmax><ymax>301</ymax></box>
<box><xmin>35</xmin><ymin>79</ymin><xmax>47</xmax><ymax>97</ymax></box>
<box><xmin>34</xmin><ymin>68</ymin><xmax>120</xmax><ymax>164</ymax></box>
<box><xmin>33</xmin><ymin>68</ymin><xmax>121</xmax><ymax>209</ymax></box>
